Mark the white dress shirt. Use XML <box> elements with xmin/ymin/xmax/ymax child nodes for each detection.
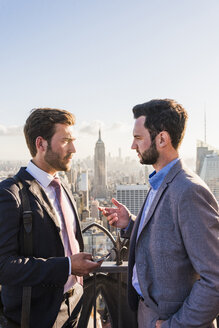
<box><xmin>26</xmin><ymin>160</ymin><xmax>79</xmax><ymax>292</ymax></box>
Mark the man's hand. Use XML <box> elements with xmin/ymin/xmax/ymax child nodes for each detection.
<box><xmin>156</xmin><ymin>320</ymin><xmax>165</xmax><ymax>328</ymax></box>
<box><xmin>70</xmin><ymin>252</ymin><xmax>102</xmax><ymax>276</ymax></box>
<box><xmin>99</xmin><ymin>198</ymin><xmax>131</xmax><ymax>229</ymax></box>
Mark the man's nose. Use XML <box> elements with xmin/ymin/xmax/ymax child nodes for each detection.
<box><xmin>131</xmin><ymin>140</ymin><xmax>136</xmax><ymax>150</ymax></box>
<box><xmin>70</xmin><ymin>142</ymin><xmax>76</xmax><ymax>153</ymax></box>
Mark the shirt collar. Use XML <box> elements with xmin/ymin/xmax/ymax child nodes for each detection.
<box><xmin>26</xmin><ymin>160</ymin><xmax>56</xmax><ymax>188</ymax></box>
<box><xmin>149</xmin><ymin>158</ymin><xmax>179</xmax><ymax>191</ymax></box>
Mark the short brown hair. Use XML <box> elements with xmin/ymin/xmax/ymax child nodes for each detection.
<box><xmin>24</xmin><ymin>108</ymin><xmax>75</xmax><ymax>157</ymax></box>
<box><xmin>133</xmin><ymin>99</ymin><xmax>188</xmax><ymax>149</ymax></box>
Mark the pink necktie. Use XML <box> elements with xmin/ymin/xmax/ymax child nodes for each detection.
<box><xmin>50</xmin><ymin>177</ymin><xmax>83</xmax><ymax>285</ymax></box>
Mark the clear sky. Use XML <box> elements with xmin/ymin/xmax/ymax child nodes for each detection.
<box><xmin>0</xmin><ymin>0</ymin><xmax>219</xmax><ymax>163</ymax></box>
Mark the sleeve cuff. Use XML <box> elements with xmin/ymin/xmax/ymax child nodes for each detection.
<box><xmin>68</xmin><ymin>257</ymin><xmax>71</xmax><ymax>275</ymax></box>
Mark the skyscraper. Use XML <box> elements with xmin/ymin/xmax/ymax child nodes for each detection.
<box><xmin>196</xmin><ymin>140</ymin><xmax>215</xmax><ymax>175</ymax></box>
<box><xmin>116</xmin><ymin>184</ymin><xmax>148</xmax><ymax>215</ymax></box>
<box><xmin>93</xmin><ymin>130</ymin><xmax>107</xmax><ymax>199</ymax></box>
<box><xmin>200</xmin><ymin>154</ymin><xmax>219</xmax><ymax>202</ymax></box>
<box><xmin>78</xmin><ymin>170</ymin><xmax>89</xmax><ymax>210</ymax></box>
<box><xmin>196</xmin><ymin>140</ymin><xmax>219</xmax><ymax>202</ymax></box>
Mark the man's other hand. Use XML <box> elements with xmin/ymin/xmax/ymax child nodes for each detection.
<box><xmin>156</xmin><ymin>320</ymin><xmax>165</xmax><ymax>327</ymax></box>
<box><xmin>99</xmin><ymin>198</ymin><xmax>131</xmax><ymax>229</ymax></box>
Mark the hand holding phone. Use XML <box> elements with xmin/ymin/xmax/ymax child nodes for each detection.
<box><xmin>93</xmin><ymin>252</ymin><xmax>111</xmax><ymax>262</ymax></box>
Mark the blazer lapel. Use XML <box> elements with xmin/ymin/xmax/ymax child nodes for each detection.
<box><xmin>28</xmin><ymin>180</ymin><xmax>64</xmax><ymax>241</ymax></box>
<box><xmin>138</xmin><ymin>159</ymin><xmax>183</xmax><ymax>236</ymax></box>
<box><xmin>140</xmin><ymin>183</ymin><xmax>168</xmax><ymax>232</ymax></box>
<box><xmin>17</xmin><ymin>167</ymin><xmax>61</xmax><ymax>229</ymax></box>
<box><xmin>28</xmin><ymin>181</ymin><xmax>57</xmax><ymax>220</ymax></box>
<box><xmin>18</xmin><ymin>175</ymin><xmax>64</xmax><ymax>248</ymax></box>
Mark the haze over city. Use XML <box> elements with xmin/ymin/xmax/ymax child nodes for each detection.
<box><xmin>0</xmin><ymin>0</ymin><xmax>219</xmax><ymax>163</ymax></box>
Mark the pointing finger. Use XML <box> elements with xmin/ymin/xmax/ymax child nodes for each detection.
<box><xmin>98</xmin><ymin>207</ymin><xmax>105</xmax><ymax>214</ymax></box>
<box><xmin>111</xmin><ymin>198</ymin><xmax>122</xmax><ymax>208</ymax></box>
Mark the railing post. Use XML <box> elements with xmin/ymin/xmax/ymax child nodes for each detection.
<box><xmin>82</xmin><ymin>223</ymin><xmax>129</xmax><ymax>328</ymax></box>
<box><xmin>93</xmin><ymin>272</ymin><xmax>97</xmax><ymax>328</ymax></box>
<box><xmin>118</xmin><ymin>272</ymin><xmax>122</xmax><ymax>328</ymax></box>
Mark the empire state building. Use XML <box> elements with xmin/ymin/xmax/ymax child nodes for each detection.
<box><xmin>94</xmin><ymin>130</ymin><xmax>107</xmax><ymax>199</ymax></box>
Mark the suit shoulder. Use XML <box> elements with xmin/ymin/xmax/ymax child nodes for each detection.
<box><xmin>0</xmin><ymin>167</ymin><xmax>28</xmax><ymax>189</ymax></box>
<box><xmin>0</xmin><ymin>176</ymin><xmax>20</xmax><ymax>193</ymax></box>
<box><xmin>166</xmin><ymin>163</ymin><xmax>213</xmax><ymax>197</ymax></box>
<box><xmin>172</xmin><ymin>166</ymin><xmax>218</xmax><ymax>208</ymax></box>
<box><xmin>172</xmin><ymin>165</ymin><xmax>209</xmax><ymax>190</ymax></box>
<box><xmin>0</xmin><ymin>177</ymin><xmax>22</xmax><ymax>208</ymax></box>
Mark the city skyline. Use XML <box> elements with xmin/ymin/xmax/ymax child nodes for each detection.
<box><xmin>0</xmin><ymin>115</ymin><xmax>215</xmax><ymax>166</ymax></box>
<box><xmin>1</xmin><ymin>1</ymin><xmax>219</xmax><ymax>161</ymax></box>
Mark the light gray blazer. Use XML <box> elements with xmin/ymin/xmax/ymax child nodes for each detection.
<box><xmin>125</xmin><ymin>160</ymin><xmax>219</xmax><ymax>327</ymax></box>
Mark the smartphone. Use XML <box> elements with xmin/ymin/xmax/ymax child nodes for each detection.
<box><xmin>93</xmin><ymin>252</ymin><xmax>111</xmax><ymax>262</ymax></box>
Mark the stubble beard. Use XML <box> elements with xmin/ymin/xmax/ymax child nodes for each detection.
<box><xmin>139</xmin><ymin>139</ymin><xmax>159</xmax><ymax>165</ymax></box>
<box><xmin>45</xmin><ymin>145</ymin><xmax>72</xmax><ymax>172</ymax></box>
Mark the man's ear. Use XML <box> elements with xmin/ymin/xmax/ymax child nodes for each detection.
<box><xmin>156</xmin><ymin>131</ymin><xmax>171</xmax><ymax>148</ymax></box>
<box><xmin>35</xmin><ymin>136</ymin><xmax>47</xmax><ymax>152</ymax></box>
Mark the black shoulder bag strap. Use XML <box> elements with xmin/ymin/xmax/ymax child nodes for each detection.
<box><xmin>13</xmin><ymin>175</ymin><xmax>33</xmax><ymax>328</ymax></box>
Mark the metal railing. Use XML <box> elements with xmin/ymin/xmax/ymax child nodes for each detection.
<box><xmin>80</xmin><ymin>223</ymin><xmax>219</xmax><ymax>328</ymax></box>
<box><xmin>0</xmin><ymin>222</ymin><xmax>217</xmax><ymax>327</ymax></box>
<box><xmin>79</xmin><ymin>222</ymin><xmax>137</xmax><ymax>328</ymax></box>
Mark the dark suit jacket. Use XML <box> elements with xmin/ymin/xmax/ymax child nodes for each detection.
<box><xmin>0</xmin><ymin>167</ymin><xmax>84</xmax><ymax>328</ymax></box>
<box><xmin>124</xmin><ymin>160</ymin><xmax>219</xmax><ymax>327</ymax></box>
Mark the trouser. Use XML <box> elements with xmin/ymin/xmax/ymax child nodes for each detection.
<box><xmin>137</xmin><ymin>299</ymin><xmax>159</xmax><ymax>328</ymax></box>
<box><xmin>53</xmin><ymin>283</ymin><xmax>83</xmax><ymax>328</ymax></box>
<box><xmin>2</xmin><ymin>283</ymin><xmax>83</xmax><ymax>328</ymax></box>
<box><xmin>0</xmin><ymin>316</ymin><xmax>20</xmax><ymax>328</ymax></box>
<box><xmin>137</xmin><ymin>299</ymin><xmax>217</xmax><ymax>328</ymax></box>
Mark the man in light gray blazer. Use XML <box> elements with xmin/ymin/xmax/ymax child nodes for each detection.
<box><xmin>100</xmin><ymin>99</ymin><xmax>219</xmax><ymax>327</ymax></box>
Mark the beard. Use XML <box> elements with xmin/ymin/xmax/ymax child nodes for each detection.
<box><xmin>44</xmin><ymin>145</ymin><xmax>72</xmax><ymax>172</ymax></box>
<box><xmin>138</xmin><ymin>139</ymin><xmax>159</xmax><ymax>165</ymax></box>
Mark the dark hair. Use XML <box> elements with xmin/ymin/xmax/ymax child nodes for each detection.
<box><xmin>24</xmin><ymin>108</ymin><xmax>75</xmax><ymax>157</ymax></box>
<box><xmin>132</xmin><ymin>99</ymin><xmax>188</xmax><ymax>149</ymax></box>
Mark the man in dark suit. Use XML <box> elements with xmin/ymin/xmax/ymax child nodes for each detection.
<box><xmin>0</xmin><ymin>108</ymin><xmax>102</xmax><ymax>327</ymax></box>
<box><xmin>100</xmin><ymin>99</ymin><xmax>219</xmax><ymax>327</ymax></box>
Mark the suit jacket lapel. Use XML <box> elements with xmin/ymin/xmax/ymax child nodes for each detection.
<box><xmin>28</xmin><ymin>180</ymin><xmax>65</xmax><ymax>243</ymax></box>
<box><xmin>140</xmin><ymin>183</ymin><xmax>168</xmax><ymax>233</ymax></box>
<box><xmin>138</xmin><ymin>159</ymin><xmax>183</xmax><ymax>236</ymax></box>
<box><xmin>17</xmin><ymin>168</ymin><xmax>64</xmax><ymax>244</ymax></box>
<box><xmin>28</xmin><ymin>181</ymin><xmax>58</xmax><ymax>223</ymax></box>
